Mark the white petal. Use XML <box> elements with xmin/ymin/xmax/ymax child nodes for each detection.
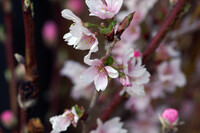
<box><xmin>80</xmin><ymin>67</ymin><xmax>98</xmax><ymax>83</ymax></box>
<box><xmin>61</xmin><ymin>9</ymin><xmax>81</xmax><ymax>23</ymax></box>
<box><xmin>105</xmin><ymin>66</ymin><xmax>119</xmax><ymax>78</ymax></box>
<box><xmin>126</xmin><ymin>84</ymin><xmax>145</xmax><ymax>97</ymax></box>
<box><xmin>94</xmin><ymin>72</ymin><xmax>108</xmax><ymax>91</ymax></box>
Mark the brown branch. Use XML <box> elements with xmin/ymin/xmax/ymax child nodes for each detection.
<box><xmin>90</xmin><ymin>0</ymin><xmax>190</xmax><ymax>130</ymax></box>
<box><xmin>2</xmin><ymin>0</ymin><xmax>17</xmax><ymax>117</ymax></box>
<box><xmin>142</xmin><ymin>0</ymin><xmax>189</xmax><ymax>63</ymax></box>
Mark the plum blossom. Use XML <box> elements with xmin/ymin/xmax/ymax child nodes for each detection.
<box><xmin>90</xmin><ymin>117</ymin><xmax>127</xmax><ymax>133</ymax></box>
<box><xmin>60</xmin><ymin>60</ymin><xmax>93</xmax><ymax>100</ymax></box>
<box><xmin>61</xmin><ymin>9</ymin><xmax>98</xmax><ymax>53</ymax></box>
<box><xmin>50</xmin><ymin>107</ymin><xmax>79</xmax><ymax>133</ymax></box>
<box><xmin>157</xmin><ymin>59</ymin><xmax>186</xmax><ymax>93</ymax></box>
<box><xmin>85</xmin><ymin>0</ymin><xmax>123</xmax><ymax>19</ymax></box>
<box><xmin>119</xmin><ymin>49</ymin><xmax>150</xmax><ymax>96</ymax></box>
<box><xmin>80</xmin><ymin>59</ymin><xmax>119</xmax><ymax>91</ymax></box>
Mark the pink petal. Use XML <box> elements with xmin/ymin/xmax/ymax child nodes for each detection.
<box><xmin>94</xmin><ymin>72</ymin><xmax>108</xmax><ymax>91</ymax></box>
<box><xmin>80</xmin><ymin>67</ymin><xmax>98</xmax><ymax>83</ymax></box>
<box><xmin>104</xmin><ymin>66</ymin><xmax>119</xmax><ymax>78</ymax></box>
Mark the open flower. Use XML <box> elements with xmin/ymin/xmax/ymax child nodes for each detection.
<box><xmin>60</xmin><ymin>60</ymin><xmax>94</xmax><ymax>100</ymax></box>
<box><xmin>61</xmin><ymin>9</ymin><xmax>98</xmax><ymax>53</ymax></box>
<box><xmin>157</xmin><ymin>59</ymin><xmax>186</xmax><ymax>93</ymax></box>
<box><xmin>80</xmin><ymin>59</ymin><xmax>119</xmax><ymax>91</ymax></box>
<box><xmin>85</xmin><ymin>0</ymin><xmax>123</xmax><ymax>19</ymax></box>
<box><xmin>120</xmin><ymin>49</ymin><xmax>150</xmax><ymax>96</ymax></box>
<box><xmin>90</xmin><ymin>117</ymin><xmax>127</xmax><ymax>133</ymax></box>
<box><xmin>50</xmin><ymin>106</ymin><xmax>81</xmax><ymax>133</ymax></box>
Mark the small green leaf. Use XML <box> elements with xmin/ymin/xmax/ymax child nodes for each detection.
<box><xmin>106</xmin><ymin>56</ymin><xmax>114</xmax><ymax>66</ymax></box>
<box><xmin>74</xmin><ymin>105</ymin><xmax>84</xmax><ymax>117</ymax></box>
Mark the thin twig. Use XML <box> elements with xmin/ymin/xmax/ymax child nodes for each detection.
<box><xmin>142</xmin><ymin>0</ymin><xmax>189</xmax><ymax>63</ymax></box>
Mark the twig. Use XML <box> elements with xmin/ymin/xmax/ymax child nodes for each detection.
<box><xmin>1</xmin><ymin>0</ymin><xmax>17</xmax><ymax>117</ymax></box>
<box><xmin>142</xmin><ymin>0</ymin><xmax>190</xmax><ymax>63</ymax></box>
<box><xmin>90</xmin><ymin>0</ymin><xmax>190</xmax><ymax>130</ymax></box>
<box><xmin>20</xmin><ymin>0</ymin><xmax>38</xmax><ymax>131</ymax></box>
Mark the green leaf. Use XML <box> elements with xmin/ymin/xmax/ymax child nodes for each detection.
<box><xmin>74</xmin><ymin>105</ymin><xmax>84</xmax><ymax>117</ymax></box>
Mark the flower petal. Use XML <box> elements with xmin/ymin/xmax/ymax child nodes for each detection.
<box><xmin>61</xmin><ymin>9</ymin><xmax>81</xmax><ymax>23</ymax></box>
<box><xmin>105</xmin><ymin>66</ymin><xmax>119</xmax><ymax>78</ymax></box>
<box><xmin>80</xmin><ymin>67</ymin><xmax>98</xmax><ymax>83</ymax></box>
<box><xmin>94</xmin><ymin>72</ymin><xmax>108</xmax><ymax>91</ymax></box>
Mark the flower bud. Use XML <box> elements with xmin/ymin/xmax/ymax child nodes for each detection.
<box><xmin>42</xmin><ymin>20</ymin><xmax>58</xmax><ymax>47</ymax></box>
<box><xmin>161</xmin><ymin>108</ymin><xmax>178</xmax><ymax>124</ymax></box>
<box><xmin>0</xmin><ymin>110</ymin><xmax>17</xmax><ymax>129</ymax></box>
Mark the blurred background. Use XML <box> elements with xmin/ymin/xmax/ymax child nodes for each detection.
<box><xmin>0</xmin><ymin>0</ymin><xmax>200</xmax><ymax>133</ymax></box>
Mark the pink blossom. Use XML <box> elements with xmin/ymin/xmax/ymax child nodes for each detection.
<box><xmin>125</xmin><ymin>96</ymin><xmax>150</xmax><ymax>112</ymax></box>
<box><xmin>157</xmin><ymin>59</ymin><xmax>186</xmax><ymax>92</ymax></box>
<box><xmin>42</xmin><ymin>20</ymin><xmax>58</xmax><ymax>46</ymax></box>
<box><xmin>50</xmin><ymin>107</ymin><xmax>79</xmax><ymax>133</ymax></box>
<box><xmin>80</xmin><ymin>59</ymin><xmax>119</xmax><ymax>91</ymax></box>
<box><xmin>85</xmin><ymin>0</ymin><xmax>123</xmax><ymax>19</ymax></box>
<box><xmin>61</xmin><ymin>9</ymin><xmax>98</xmax><ymax>53</ymax></box>
<box><xmin>60</xmin><ymin>60</ymin><xmax>93</xmax><ymax>100</ymax></box>
<box><xmin>90</xmin><ymin>117</ymin><xmax>127</xmax><ymax>133</ymax></box>
<box><xmin>161</xmin><ymin>108</ymin><xmax>178</xmax><ymax>125</ymax></box>
<box><xmin>0</xmin><ymin>110</ymin><xmax>17</xmax><ymax>128</ymax></box>
<box><xmin>66</xmin><ymin>0</ymin><xmax>84</xmax><ymax>15</ymax></box>
<box><xmin>119</xmin><ymin>49</ymin><xmax>150</xmax><ymax>96</ymax></box>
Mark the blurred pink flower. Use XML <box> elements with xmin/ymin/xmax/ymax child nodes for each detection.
<box><xmin>80</xmin><ymin>59</ymin><xmax>119</xmax><ymax>91</ymax></box>
<box><xmin>62</xmin><ymin>9</ymin><xmax>98</xmax><ymax>53</ymax></box>
<box><xmin>66</xmin><ymin>0</ymin><xmax>84</xmax><ymax>15</ymax></box>
<box><xmin>90</xmin><ymin>117</ymin><xmax>127</xmax><ymax>133</ymax></box>
<box><xmin>0</xmin><ymin>110</ymin><xmax>17</xmax><ymax>128</ymax></box>
<box><xmin>161</xmin><ymin>108</ymin><xmax>178</xmax><ymax>125</ymax></box>
<box><xmin>50</xmin><ymin>107</ymin><xmax>79</xmax><ymax>133</ymax></box>
<box><xmin>85</xmin><ymin>0</ymin><xmax>123</xmax><ymax>19</ymax></box>
<box><xmin>60</xmin><ymin>60</ymin><xmax>93</xmax><ymax>100</ymax></box>
<box><xmin>42</xmin><ymin>20</ymin><xmax>58</xmax><ymax>46</ymax></box>
<box><xmin>157</xmin><ymin>59</ymin><xmax>186</xmax><ymax>92</ymax></box>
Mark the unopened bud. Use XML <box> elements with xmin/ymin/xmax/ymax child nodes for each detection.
<box><xmin>0</xmin><ymin>110</ymin><xmax>17</xmax><ymax>129</ymax></box>
<box><xmin>116</xmin><ymin>12</ymin><xmax>135</xmax><ymax>39</ymax></box>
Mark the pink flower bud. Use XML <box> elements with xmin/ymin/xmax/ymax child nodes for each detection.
<box><xmin>161</xmin><ymin>108</ymin><xmax>178</xmax><ymax>124</ymax></box>
<box><xmin>134</xmin><ymin>51</ymin><xmax>141</xmax><ymax>58</ymax></box>
<box><xmin>42</xmin><ymin>20</ymin><xmax>58</xmax><ymax>47</ymax></box>
<box><xmin>1</xmin><ymin>110</ymin><xmax>17</xmax><ymax>128</ymax></box>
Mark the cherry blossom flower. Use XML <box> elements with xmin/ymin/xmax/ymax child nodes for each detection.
<box><xmin>85</xmin><ymin>0</ymin><xmax>123</xmax><ymax>19</ymax></box>
<box><xmin>50</xmin><ymin>107</ymin><xmax>79</xmax><ymax>133</ymax></box>
<box><xmin>157</xmin><ymin>59</ymin><xmax>186</xmax><ymax>92</ymax></box>
<box><xmin>61</xmin><ymin>9</ymin><xmax>98</xmax><ymax>53</ymax></box>
<box><xmin>119</xmin><ymin>49</ymin><xmax>150</xmax><ymax>96</ymax></box>
<box><xmin>60</xmin><ymin>60</ymin><xmax>93</xmax><ymax>100</ymax></box>
<box><xmin>90</xmin><ymin>117</ymin><xmax>127</xmax><ymax>133</ymax></box>
<box><xmin>80</xmin><ymin>59</ymin><xmax>119</xmax><ymax>91</ymax></box>
<box><xmin>0</xmin><ymin>110</ymin><xmax>17</xmax><ymax>128</ymax></box>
